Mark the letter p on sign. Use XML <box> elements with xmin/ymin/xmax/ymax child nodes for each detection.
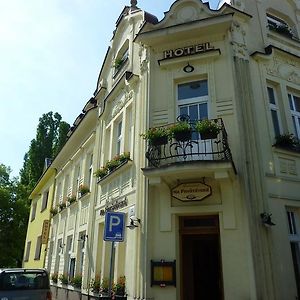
<box><xmin>104</xmin><ymin>211</ymin><xmax>125</xmax><ymax>242</ymax></box>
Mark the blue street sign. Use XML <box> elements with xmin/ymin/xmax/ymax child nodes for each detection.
<box><xmin>104</xmin><ymin>211</ymin><xmax>125</xmax><ymax>242</ymax></box>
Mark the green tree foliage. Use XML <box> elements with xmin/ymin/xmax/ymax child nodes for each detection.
<box><xmin>0</xmin><ymin>164</ymin><xmax>30</xmax><ymax>267</ymax></box>
<box><xmin>20</xmin><ymin>112</ymin><xmax>70</xmax><ymax>190</ymax></box>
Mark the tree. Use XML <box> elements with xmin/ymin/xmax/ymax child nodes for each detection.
<box><xmin>20</xmin><ymin>112</ymin><xmax>70</xmax><ymax>190</ymax></box>
<box><xmin>0</xmin><ymin>164</ymin><xmax>30</xmax><ymax>267</ymax></box>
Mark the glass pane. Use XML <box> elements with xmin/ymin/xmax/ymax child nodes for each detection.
<box><xmin>178</xmin><ymin>80</ymin><xmax>208</xmax><ymax>100</ymax></box>
<box><xmin>267</xmin><ymin>87</ymin><xmax>276</xmax><ymax>104</ymax></box>
<box><xmin>294</xmin><ymin>96</ymin><xmax>300</xmax><ymax>112</ymax></box>
<box><xmin>189</xmin><ymin>104</ymin><xmax>198</xmax><ymax>121</ymax></box>
<box><xmin>179</xmin><ymin>106</ymin><xmax>188</xmax><ymax>116</ymax></box>
<box><xmin>0</xmin><ymin>271</ymin><xmax>49</xmax><ymax>290</ymax></box>
<box><xmin>271</xmin><ymin>110</ymin><xmax>280</xmax><ymax>137</ymax></box>
<box><xmin>290</xmin><ymin>243</ymin><xmax>300</xmax><ymax>297</ymax></box>
<box><xmin>289</xmin><ymin>94</ymin><xmax>294</xmax><ymax>110</ymax></box>
<box><xmin>292</xmin><ymin>116</ymin><xmax>298</xmax><ymax>136</ymax></box>
<box><xmin>199</xmin><ymin>103</ymin><xmax>208</xmax><ymax>120</ymax></box>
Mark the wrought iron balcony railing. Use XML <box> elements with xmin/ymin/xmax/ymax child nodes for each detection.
<box><xmin>145</xmin><ymin>117</ymin><xmax>233</xmax><ymax>168</ymax></box>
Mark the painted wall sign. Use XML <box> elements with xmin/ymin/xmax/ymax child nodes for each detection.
<box><xmin>163</xmin><ymin>42</ymin><xmax>214</xmax><ymax>59</ymax></box>
<box><xmin>100</xmin><ymin>197</ymin><xmax>128</xmax><ymax>216</ymax></box>
<box><xmin>172</xmin><ymin>182</ymin><xmax>212</xmax><ymax>202</ymax></box>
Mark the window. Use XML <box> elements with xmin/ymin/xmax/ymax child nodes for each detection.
<box><xmin>24</xmin><ymin>241</ymin><xmax>31</xmax><ymax>262</ymax></box>
<box><xmin>287</xmin><ymin>208</ymin><xmax>300</xmax><ymax>297</ymax></box>
<box><xmin>34</xmin><ymin>236</ymin><xmax>42</xmax><ymax>260</ymax></box>
<box><xmin>31</xmin><ymin>203</ymin><xmax>37</xmax><ymax>222</ymax></box>
<box><xmin>177</xmin><ymin>80</ymin><xmax>208</xmax><ymax>121</ymax></box>
<box><xmin>56</xmin><ymin>182</ymin><xmax>62</xmax><ymax>205</ymax></box>
<box><xmin>116</xmin><ymin>120</ymin><xmax>123</xmax><ymax>155</ymax></box>
<box><xmin>267</xmin><ymin>86</ymin><xmax>281</xmax><ymax>137</ymax></box>
<box><xmin>77</xmin><ymin>232</ymin><xmax>86</xmax><ymax>274</ymax></box>
<box><xmin>75</xmin><ymin>164</ymin><xmax>81</xmax><ymax>196</ymax></box>
<box><xmin>267</xmin><ymin>13</ymin><xmax>293</xmax><ymax>38</ymax></box>
<box><xmin>288</xmin><ymin>93</ymin><xmax>300</xmax><ymax>139</ymax></box>
<box><xmin>41</xmin><ymin>190</ymin><xmax>49</xmax><ymax>212</ymax></box>
<box><xmin>87</xmin><ymin>154</ymin><xmax>93</xmax><ymax>190</ymax></box>
<box><xmin>64</xmin><ymin>236</ymin><xmax>73</xmax><ymax>278</ymax></box>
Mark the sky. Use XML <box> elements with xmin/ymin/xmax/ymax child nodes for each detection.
<box><xmin>0</xmin><ymin>0</ymin><xmax>220</xmax><ymax>177</ymax></box>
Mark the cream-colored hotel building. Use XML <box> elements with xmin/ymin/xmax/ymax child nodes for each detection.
<box><xmin>23</xmin><ymin>0</ymin><xmax>300</xmax><ymax>299</ymax></box>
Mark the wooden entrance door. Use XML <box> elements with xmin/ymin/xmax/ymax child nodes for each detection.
<box><xmin>180</xmin><ymin>216</ymin><xmax>223</xmax><ymax>300</ymax></box>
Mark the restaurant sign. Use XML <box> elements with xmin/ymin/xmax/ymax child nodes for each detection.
<box><xmin>163</xmin><ymin>42</ymin><xmax>214</xmax><ymax>59</ymax></box>
<box><xmin>172</xmin><ymin>182</ymin><xmax>211</xmax><ymax>202</ymax></box>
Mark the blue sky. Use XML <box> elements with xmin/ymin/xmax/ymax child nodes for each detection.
<box><xmin>0</xmin><ymin>0</ymin><xmax>219</xmax><ymax>177</ymax></box>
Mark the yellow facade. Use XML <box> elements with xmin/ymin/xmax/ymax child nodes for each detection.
<box><xmin>24</xmin><ymin>0</ymin><xmax>300</xmax><ymax>299</ymax></box>
<box><xmin>23</xmin><ymin>170</ymin><xmax>55</xmax><ymax>269</ymax></box>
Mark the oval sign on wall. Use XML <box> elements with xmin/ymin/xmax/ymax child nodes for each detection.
<box><xmin>171</xmin><ymin>182</ymin><xmax>212</xmax><ymax>202</ymax></box>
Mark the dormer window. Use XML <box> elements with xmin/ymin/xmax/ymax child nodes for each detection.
<box><xmin>267</xmin><ymin>13</ymin><xmax>293</xmax><ymax>38</ymax></box>
<box><xmin>113</xmin><ymin>40</ymin><xmax>129</xmax><ymax>77</ymax></box>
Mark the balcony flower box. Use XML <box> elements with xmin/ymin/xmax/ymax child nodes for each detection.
<box><xmin>169</xmin><ymin>121</ymin><xmax>192</xmax><ymax>142</ymax></box>
<box><xmin>195</xmin><ymin>119</ymin><xmax>221</xmax><ymax>140</ymax></box>
<box><xmin>141</xmin><ymin>127</ymin><xmax>168</xmax><ymax>146</ymax></box>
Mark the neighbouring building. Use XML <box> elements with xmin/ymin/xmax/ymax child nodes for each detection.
<box><xmin>23</xmin><ymin>0</ymin><xmax>300</xmax><ymax>299</ymax></box>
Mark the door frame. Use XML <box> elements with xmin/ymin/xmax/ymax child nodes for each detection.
<box><xmin>179</xmin><ymin>215</ymin><xmax>224</xmax><ymax>300</ymax></box>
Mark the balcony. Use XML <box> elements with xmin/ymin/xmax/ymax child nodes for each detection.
<box><xmin>144</xmin><ymin>117</ymin><xmax>235</xmax><ymax>171</ymax></box>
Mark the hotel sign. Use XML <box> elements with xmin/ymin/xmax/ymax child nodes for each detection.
<box><xmin>163</xmin><ymin>42</ymin><xmax>214</xmax><ymax>59</ymax></box>
<box><xmin>172</xmin><ymin>182</ymin><xmax>211</xmax><ymax>202</ymax></box>
<box><xmin>41</xmin><ymin>220</ymin><xmax>50</xmax><ymax>244</ymax></box>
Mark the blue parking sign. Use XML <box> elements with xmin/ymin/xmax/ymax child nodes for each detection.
<box><xmin>104</xmin><ymin>211</ymin><xmax>125</xmax><ymax>242</ymax></box>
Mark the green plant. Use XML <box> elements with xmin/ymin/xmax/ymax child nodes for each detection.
<box><xmin>100</xmin><ymin>277</ymin><xmax>109</xmax><ymax>294</ymax></box>
<box><xmin>195</xmin><ymin>119</ymin><xmax>221</xmax><ymax>138</ymax></box>
<box><xmin>90</xmin><ymin>275</ymin><xmax>101</xmax><ymax>293</ymax></box>
<box><xmin>59</xmin><ymin>202</ymin><xmax>66</xmax><ymax>211</ymax></box>
<box><xmin>67</xmin><ymin>195</ymin><xmax>77</xmax><ymax>204</ymax></box>
<box><xmin>51</xmin><ymin>272</ymin><xmax>58</xmax><ymax>283</ymax></box>
<box><xmin>117</xmin><ymin>152</ymin><xmax>130</xmax><ymax>163</ymax></box>
<box><xmin>274</xmin><ymin>133</ymin><xmax>298</xmax><ymax>148</ymax></box>
<box><xmin>114</xmin><ymin>58</ymin><xmax>124</xmax><ymax>69</ymax></box>
<box><xmin>94</xmin><ymin>167</ymin><xmax>108</xmax><ymax>179</ymax></box>
<box><xmin>114</xmin><ymin>276</ymin><xmax>126</xmax><ymax>296</ymax></box>
<box><xmin>50</xmin><ymin>207</ymin><xmax>58</xmax><ymax>216</ymax></box>
<box><xmin>169</xmin><ymin>121</ymin><xmax>191</xmax><ymax>135</ymax></box>
<box><xmin>59</xmin><ymin>273</ymin><xmax>69</xmax><ymax>285</ymax></box>
<box><xmin>70</xmin><ymin>274</ymin><xmax>82</xmax><ymax>288</ymax></box>
<box><xmin>141</xmin><ymin>127</ymin><xmax>169</xmax><ymax>145</ymax></box>
<box><xmin>79</xmin><ymin>185</ymin><xmax>90</xmax><ymax>196</ymax></box>
<box><xmin>168</xmin><ymin>121</ymin><xmax>192</xmax><ymax>141</ymax></box>
<box><xmin>106</xmin><ymin>159</ymin><xmax>120</xmax><ymax>172</ymax></box>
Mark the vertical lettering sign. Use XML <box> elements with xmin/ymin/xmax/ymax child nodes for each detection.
<box><xmin>41</xmin><ymin>220</ymin><xmax>50</xmax><ymax>244</ymax></box>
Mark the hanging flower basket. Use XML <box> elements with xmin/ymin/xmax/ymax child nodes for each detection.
<box><xmin>169</xmin><ymin>121</ymin><xmax>192</xmax><ymax>142</ymax></box>
<box><xmin>141</xmin><ymin>127</ymin><xmax>169</xmax><ymax>146</ymax></box>
<box><xmin>195</xmin><ymin>119</ymin><xmax>221</xmax><ymax>140</ymax></box>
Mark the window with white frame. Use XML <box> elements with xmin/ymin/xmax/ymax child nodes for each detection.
<box><xmin>75</xmin><ymin>164</ymin><xmax>82</xmax><ymax>196</ymax></box>
<box><xmin>34</xmin><ymin>235</ymin><xmax>42</xmax><ymax>260</ymax></box>
<box><xmin>116</xmin><ymin>119</ymin><xmax>123</xmax><ymax>155</ymax></box>
<box><xmin>267</xmin><ymin>86</ymin><xmax>281</xmax><ymax>137</ymax></box>
<box><xmin>287</xmin><ymin>208</ymin><xmax>300</xmax><ymax>297</ymax></box>
<box><xmin>24</xmin><ymin>241</ymin><xmax>31</xmax><ymax>262</ymax></box>
<box><xmin>177</xmin><ymin>80</ymin><xmax>209</xmax><ymax>121</ymax></box>
<box><xmin>87</xmin><ymin>153</ymin><xmax>93</xmax><ymax>190</ymax></box>
<box><xmin>288</xmin><ymin>93</ymin><xmax>300</xmax><ymax>139</ymax></box>
<box><xmin>56</xmin><ymin>182</ymin><xmax>62</xmax><ymax>205</ymax></box>
<box><xmin>267</xmin><ymin>13</ymin><xmax>293</xmax><ymax>37</ymax></box>
<box><xmin>64</xmin><ymin>174</ymin><xmax>70</xmax><ymax>197</ymax></box>
<box><xmin>31</xmin><ymin>203</ymin><xmax>37</xmax><ymax>222</ymax></box>
<box><xmin>41</xmin><ymin>190</ymin><xmax>49</xmax><ymax>212</ymax></box>
<box><xmin>77</xmin><ymin>232</ymin><xmax>86</xmax><ymax>275</ymax></box>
